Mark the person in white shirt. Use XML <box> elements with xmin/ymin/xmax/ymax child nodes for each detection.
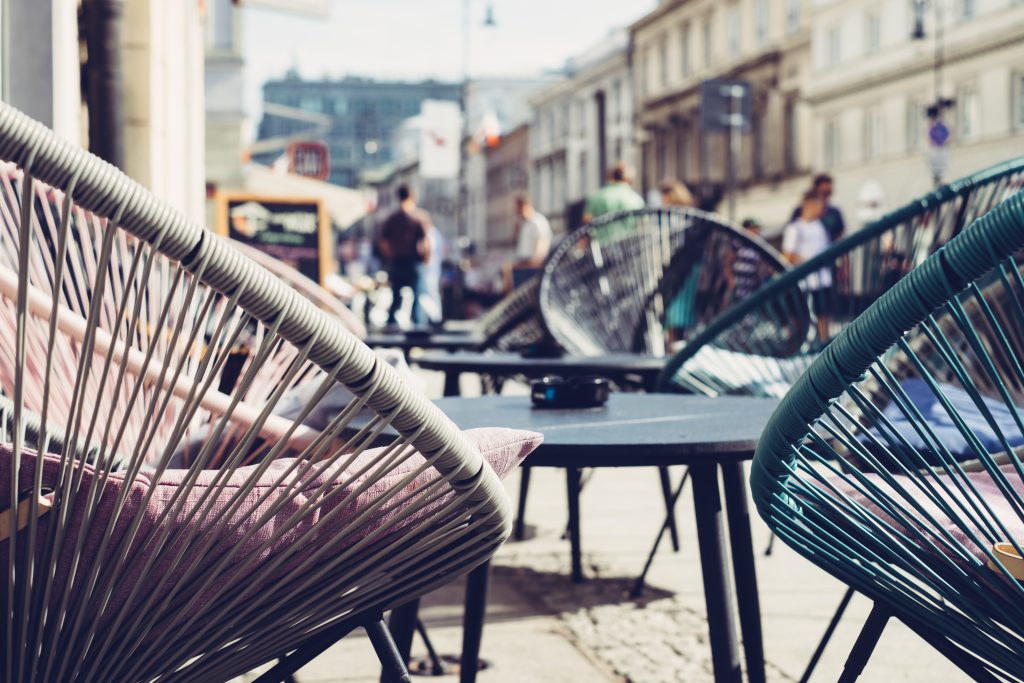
<box><xmin>504</xmin><ymin>195</ymin><xmax>552</xmax><ymax>291</ymax></box>
<box><xmin>783</xmin><ymin>191</ymin><xmax>832</xmax><ymax>341</ymax></box>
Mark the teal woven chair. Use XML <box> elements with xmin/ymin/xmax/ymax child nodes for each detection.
<box><xmin>659</xmin><ymin>159</ymin><xmax>1024</xmax><ymax>399</ymax></box>
<box><xmin>753</xmin><ymin>189</ymin><xmax>1024</xmax><ymax>681</ymax></box>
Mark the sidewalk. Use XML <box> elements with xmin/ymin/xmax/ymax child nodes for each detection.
<box><xmin>242</xmin><ymin>368</ymin><xmax>969</xmax><ymax>683</ymax></box>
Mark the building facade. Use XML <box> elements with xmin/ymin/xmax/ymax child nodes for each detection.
<box><xmin>484</xmin><ymin>123</ymin><xmax>530</xmax><ymax>251</ymax></box>
<box><xmin>256</xmin><ymin>75</ymin><xmax>461</xmax><ymax>188</ymax></box>
<box><xmin>529</xmin><ymin>29</ymin><xmax>635</xmax><ymax>235</ymax></box>
<box><xmin>631</xmin><ymin>0</ymin><xmax>813</xmax><ymax>231</ymax></box>
<box><xmin>807</xmin><ymin>0</ymin><xmax>1024</xmax><ymax>225</ymax></box>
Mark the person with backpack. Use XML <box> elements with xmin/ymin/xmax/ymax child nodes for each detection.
<box><xmin>791</xmin><ymin>173</ymin><xmax>845</xmax><ymax>243</ymax></box>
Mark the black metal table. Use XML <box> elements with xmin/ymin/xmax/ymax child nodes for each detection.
<box><xmin>415</xmin><ymin>350</ymin><xmax>667</xmax><ymax>396</ymax></box>
<box><xmin>363</xmin><ymin>332</ymin><xmax>484</xmax><ymax>361</ymax></box>
<box><xmin>389</xmin><ymin>393</ymin><xmax>776</xmax><ymax>683</ymax></box>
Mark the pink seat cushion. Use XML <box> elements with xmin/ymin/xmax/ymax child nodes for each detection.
<box><xmin>0</xmin><ymin>427</ymin><xmax>541</xmax><ymax>632</ymax></box>
<box><xmin>834</xmin><ymin>464</ymin><xmax>1024</xmax><ymax>566</ymax></box>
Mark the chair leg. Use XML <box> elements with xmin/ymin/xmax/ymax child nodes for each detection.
<box><xmin>799</xmin><ymin>587</ymin><xmax>855</xmax><ymax>683</ymax></box>
<box><xmin>513</xmin><ymin>467</ymin><xmax>531</xmax><ymax>541</ymax></box>
<box><xmin>764</xmin><ymin>532</ymin><xmax>776</xmax><ymax>556</ymax></box>
<box><xmin>630</xmin><ymin>468</ymin><xmax>690</xmax><ymax>598</ymax></box>
<box><xmin>837</xmin><ymin>603</ymin><xmax>889</xmax><ymax>683</ymax></box>
<box><xmin>367</xmin><ymin>618</ymin><xmax>413</xmax><ymax>683</ymax></box>
<box><xmin>460</xmin><ymin>561</ymin><xmax>491</xmax><ymax>683</ymax></box>
<box><xmin>379</xmin><ymin>599</ymin><xmax>419</xmax><ymax>683</ymax></box>
<box><xmin>657</xmin><ymin>466</ymin><xmax>681</xmax><ymax>552</ymax></box>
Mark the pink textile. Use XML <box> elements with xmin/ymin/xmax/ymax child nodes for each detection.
<box><xmin>835</xmin><ymin>464</ymin><xmax>1024</xmax><ymax>564</ymax></box>
<box><xmin>0</xmin><ymin>427</ymin><xmax>541</xmax><ymax>632</ymax></box>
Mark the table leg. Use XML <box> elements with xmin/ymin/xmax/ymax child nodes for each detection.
<box><xmin>443</xmin><ymin>370</ymin><xmax>461</xmax><ymax>397</ymax></box>
<box><xmin>566</xmin><ymin>468</ymin><xmax>584</xmax><ymax>583</ymax></box>
<box><xmin>381</xmin><ymin>599</ymin><xmax>419</xmax><ymax>683</ymax></box>
<box><xmin>690</xmin><ymin>463</ymin><xmax>742</xmax><ymax>683</ymax></box>
<box><xmin>460</xmin><ymin>561</ymin><xmax>491</xmax><ymax>683</ymax></box>
<box><xmin>658</xmin><ymin>466</ymin><xmax>681</xmax><ymax>552</ymax></box>
<box><xmin>722</xmin><ymin>461</ymin><xmax>765</xmax><ymax>683</ymax></box>
<box><xmin>513</xmin><ymin>467</ymin><xmax>531</xmax><ymax>541</ymax></box>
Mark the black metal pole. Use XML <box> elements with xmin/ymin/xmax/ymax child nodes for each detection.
<box><xmin>83</xmin><ymin>0</ymin><xmax>126</xmax><ymax>169</ymax></box>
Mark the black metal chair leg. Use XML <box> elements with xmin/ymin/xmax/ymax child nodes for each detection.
<box><xmin>415</xmin><ymin>620</ymin><xmax>446</xmax><ymax>676</ymax></box>
<box><xmin>799</xmin><ymin>587</ymin><xmax>855</xmax><ymax>683</ymax></box>
<box><xmin>566</xmin><ymin>467</ymin><xmax>584</xmax><ymax>582</ymax></box>
<box><xmin>367</xmin><ymin>618</ymin><xmax>413</xmax><ymax>683</ymax></box>
<box><xmin>630</xmin><ymin>468</ymin><xmax>690</xmax><ymax>598</ymax></box>
<box><xmin>658</xmin><ymin>466</ymin><xmax>681</xmax><ymax>552</ymax></box>
<box><xmin>460</xmin><ymin>561</ymin><xmax>491</xmax><ymax>683</ymax></box>
<box><xmin>513</xmin><ymin>467</ymin><xmax>531</xmax><ymax>541</ymax></box>
<box><xmin>837</xmin><ymin>603</ymin><xmax>889</xmax><ymax>683</ymax></box>
<box><xmin>764</xmin><ymin>531</ymin><xmax>776</xmax><ymax>556</ymax></box>
<box><xmin>380</xmin><ymin>600</ymin><xmax>419</xmax><ymax>683</ymax></box>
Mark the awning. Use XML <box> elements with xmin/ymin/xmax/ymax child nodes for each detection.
<box><xmin>243</xmin><ymin>164</ymin><xmax>368</xmax><ymax>229</ymax></box>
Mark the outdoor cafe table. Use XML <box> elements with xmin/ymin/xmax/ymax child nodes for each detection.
<box><xmin>363</xmin><ymin>331</ymin><xmax>483</xmax><ymax>361</ymax></box>
<box><xmin>389</xmin><ymin>393</ymin><xmax>778</xmax><ymax>683</ymax></box>
<box><xmin>414</xmin><ymin>350</ymin><xmax>667</xmax><ymax>395</ymax></box>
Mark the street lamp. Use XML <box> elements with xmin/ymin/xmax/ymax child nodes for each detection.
<box><xmin>911</xmin><ymin>0</ymin><xmax>955</xmax><ymax>185</ymax></box>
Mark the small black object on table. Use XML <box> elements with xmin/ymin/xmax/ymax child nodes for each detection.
<box><xmin>415</xmin><ymin>350</ymin><xmax>667</xmax><ymax>396</ymax></box>
<box><xmin>388</xmin><ymin>393</ymin><xmax>777</xmax><ymax>683</ymax></box>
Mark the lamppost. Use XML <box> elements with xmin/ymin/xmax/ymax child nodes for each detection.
<box><xmin>912</xmin><ymin>0</ymin><xmax>956</xmax><ymax>185</ymax></box>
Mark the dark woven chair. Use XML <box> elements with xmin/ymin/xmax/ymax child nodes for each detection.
<box><xmin>752</xmin><ymin>188</ymin><xmax>1024</xmax><ymax>681</ymax></box>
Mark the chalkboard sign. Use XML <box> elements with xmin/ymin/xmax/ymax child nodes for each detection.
<box><xmin>215</xmin><ymin>192</ymin><xmax>332</xmax><ymax>286</ymax></box>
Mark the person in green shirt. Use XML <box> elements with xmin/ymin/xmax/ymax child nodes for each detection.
<box><xmin>583</xmin><ymin>161</ymin><xmax>646</xmax><ymax>223</ymax></box>
<box><xmin>583</xmin><ymin>161</ymin><xmax>646</xmax><ymax>243</ymax></box>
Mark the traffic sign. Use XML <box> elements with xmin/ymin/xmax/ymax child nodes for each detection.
<box><xmin>700</xmin><ymin>79</ymin><xmax>752</xmax><ymax>133</ymax></box>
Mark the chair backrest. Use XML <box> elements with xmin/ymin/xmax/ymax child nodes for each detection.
<box><xmin>539</xmin><ymin>207</ymin><xmax>788</xmax><ymax>356</ymax></box>
<box><xmin>230</xmin><ymin>239</ymin><xmax>367</xmax><ymax>339</ymax></box>
<box><xmin>473</xmin><ymin>275</ymin><xmax>548</xmax><ymax>351</ymax></box>
<box><xmin>660</xmin><ymin>159</ymin><xmax>1024</xmax><ymax>397</ymax></box>
<box><xmin>0</xmin><ymin>103</ymin><xmax>512</xmax><ymax>681</ymax></box>
<box><xmin>752</xmin><ymin>190</ymin><xmax>1024</xmax><ymax>678</ymax></box>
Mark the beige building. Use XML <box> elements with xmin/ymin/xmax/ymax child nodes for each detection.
<box><xmin>529</xmin><ymin>29</ymin><xmax>635</xmax><ymax>235</ymax></box>
<box><xmin>807</xmin><ymin>0</ymin><xmax>1024</xmax><ymax>226</ymax></box>
<box><xmin>630</xmin><ymin>0</ymin><xmax>813</xmax><ymax>230</ymax></box>
<box><xmin>484</xmin><ymin>123</ymin><xmax>530</xmax><ymax>252</ymax></box>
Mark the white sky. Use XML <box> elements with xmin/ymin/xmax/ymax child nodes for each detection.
<box><xmin>243</xmin><ymin>0</ymin><xmax>657</xmax><ymax>117</ymax></box>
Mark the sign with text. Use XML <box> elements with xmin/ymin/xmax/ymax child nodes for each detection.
<box><xmin>287</xmin><ymin>140</ymin><xmax>331</xmax><ymax>181</ymax></box>
<box><xmin>215</xmin><ymin>192</ymin><xmax>332</xmax><ymax>286</ymax></box>
<box><xmin>699</xmin><ymin>79</ymin><xmax>752</xmax><ymax>133</ymax></box>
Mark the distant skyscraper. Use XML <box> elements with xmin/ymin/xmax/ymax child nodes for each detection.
<box><xmin>256</xmin><ymin>73</ymin><xmax>462</xmax><ymax>187</ymax></box>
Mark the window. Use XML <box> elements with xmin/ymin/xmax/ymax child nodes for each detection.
<box><xmin>703</xmin><ymin>14</ymin><xmax>713</xmax><ymax>68</ymax></box>
<box><xmin>681</xmin><ymin>21</ymin><xmax>692</xmax><ymax>78</ymax></box>
<box><xmin>905</xmin><ymin>97</ymin><xmax>923</xmax><ymax>150</ymax></box>
<box><xmin>784</xmin><ymin>99</ymin><xmax>797</xmax><ymax>172</ymax></box>
<box><xmin>864</xmin><ymin>10</ymin><xmax>881</xmax><ymax>54</ymax></box>
<box><xmin>1015</xmin><ymin>73</ymin><xmax>1024</xmax><ymax>130</ymax></box>
<box><xmin>333</xmin><ymin>97</ymin><xmax>348</xmax><ymax>116</ymax></box>
<box><xmin>826</xmin><ymin>25</ymin><xmax>841</xmax><ymax>67</ymax></box>
<box><xmin>753</xmin><ymin>111</ymin><xmax>765</xmax><ymax>178</ymax></box>
<box><xmin>957</xmin><ymin>85</ymin><xmax>980</xmax><ymax>140</ymax></box>
<box><xmin>756</xmin><ymin>0</ymin><xmax>770</xmax><ymax>48</ymax></box>
<box><xmin>676</xmin><ymin>125</ymin><xmax>689</xmax><ymax>179</ymax></box>
<box><xmin>659</xmin><ymin>34</ymin><xmax>669</xmax><ymax>87</ymax></box>
<box><xmin>824</xmin><ymin>116</ymin><xmax>840</xmax><ymax>168</ymax></box>
<box><xmin>863</xmin><ymin>106</ymin><xmax>883</xmax><ymax>161</ymax></box>
<box><xmin>787</xmin><ymin>0</ymin><xmax>801</xmax><ymax>34</ymax></box>
<box><xmin>961</xmin><ymin>0</ymin><xmax>976</xmax><ymax>19</ymax></box>
<box><xmin>611</xmin><ymin>80</ymin><xmax>622</xmax><ymax>122</ymax></box>
<box><xmin>727</xmin><ymin>6</ymin><xmax>742</xmax><ymax>59</ymax></box>
<box><xmin>298</xmin><ymin>96</ymin><xmax>323</xmax><ymax>113</ymax></box>
<box><xmin>656</xmin><ymin>130</ymin><xmax>667</xmax><ymax>180</ymax></box>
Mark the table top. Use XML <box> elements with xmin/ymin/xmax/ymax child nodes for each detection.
<box><xmin>436</xmin><ymin>394</ymin><xmax>779</xmax><ymax>467</ymax></box>
<box><xmin>415</xmin><ymin>351</ymin><xmax>666</xmax><ymax>376</ymax></box>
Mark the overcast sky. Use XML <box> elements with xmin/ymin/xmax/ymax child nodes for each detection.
<box><xmin>243</xmin><ymin>0</ymin><xmax>657</xmax><ymax>117</ymax></box>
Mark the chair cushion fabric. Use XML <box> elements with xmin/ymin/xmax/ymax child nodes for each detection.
<box><xmin>0</xmin><ymin>427</ymin><xmax>541</xmax><ymax>631</ymax></box>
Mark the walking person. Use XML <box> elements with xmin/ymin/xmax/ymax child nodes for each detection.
<box><xmin>783</xmin><ymin>191</ymin><xmax>832</xmax><ymax>342</ymax></box>
<box><xmin>583</xmin><ymin>161</ymin><xmax>646</xmax><ymax>223</ymax></box>
<box><xmin>379</xmin><ymin>185</ymin><xmax>431</xmax><ymax>327</ymax></box>
<box><xmin>791</xmin><ymin>173</ymin><xmax>845</xmax><ymax>243</ymax></box>
<box><xmin>504</xmin><ymin>194</ymin><xmax>552</xmax><ymax>291</ymax></box>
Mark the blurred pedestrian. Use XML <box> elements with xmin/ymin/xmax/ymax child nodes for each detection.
<box><xmin>791</xmin><ymin>173</ymin><xmax>845</xmax><ymax>243</ymax></box>
<box><xmin>658</xmin><ymin>177</ymin><xmax>695</xmax><ymax>208</ymax></box>
<box><xmin>420</xmin><ymin>222</ymin><xmax>444</xmax><ymax>324</ymax></box>
<box><xmin>583</xmin><ymin>161</ymin><xmax>645</xmax><ymax>223</ymax></box>
<box><xmin>784</xmin><ymin>191</ymin><xmax>832</xmax><ymax>341</ymax></box>
<box><xmin>731</xmin><ymin>217</ymin><xmax>765</xmax><ymax>299</ymax></box>
<box><xmin>504</xmin><ymin>194</ymin><xmax>552</xmax><ymax>291</ymax></box>
<box><xmin>379</xmin><ymin>184</ymin><xmax>431</xmax><ymax>327</ymax></box>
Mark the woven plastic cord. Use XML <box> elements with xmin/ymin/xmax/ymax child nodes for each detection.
<box><xmin>752</xmin><ymin>189</ymin><xmax>1024</xmax><ymax>679</ymax></box>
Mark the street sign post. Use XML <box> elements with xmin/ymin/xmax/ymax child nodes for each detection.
<box><xmin>700</xmin><ymin>79</ymin><xmax>751</xmax><ymax>220</ymax></box>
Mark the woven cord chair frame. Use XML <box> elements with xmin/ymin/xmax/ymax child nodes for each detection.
<box><xmin>753</xmin><ymin>190</ymin><xmax>1024</xmax><ymax>681</ymax></box>
<box><xmin>539</xmin><ymin>207</ymin><xmax>789</xmax><ymax>357</ymax></box>
<box><xmin>659</xmin><ymin>158</ymin><xmax>1024</xmax><ymax>398</ymax></box>
<box><xmin>0</xmin><ymin>103</ymin><xmax>513</xmax><ymax>682</ymax></box>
